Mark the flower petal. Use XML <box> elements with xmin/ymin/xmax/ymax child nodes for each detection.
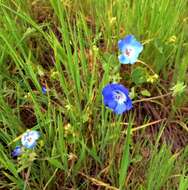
<box><xmin>118</xmin><ymin>54</ymin><xmax>130</xmax><ymax>64</ymax></box>
<box><xmin>118</xmin><ymin>35</ymin><xmax>135</xmax><ymax>52</ymax></box>
<box><xmin>107</xmin><ymin>99</ymin><xmax>117</xmax><ymax>110</ymax></box>
<box><xmin>24</xmin><ymin>141</ymin><xmax>37</xmax><ymax>149</ymax></box>
<box><xmin>125</xmin><ymin>97</ymin><xmax>133</xmax><ymax>110</ymax></box>
<box><xmin>129</xmin><ymin>55</ymin><xmax>139</xmax><ymax>64</ymax></box>
<box><xmin>11</xmin><ymin>146</ymin><xmax>22</xmax><ymax>157</ymax></box>
<box><xmin>114</xmin><ymin>103</ymin><xmax>127</xmax><ymax>114</ymax></box>
<box><xmin>102</xmin><ymin>84</ymin><xmax>117</xmax><ymax>109</ymax></box>
<box><xmin>42</xmin><ymin>86</ymin><xmax>47</xmax><ymax>94</ymax></box>
<box><xmin>111</xmin><ymin>83</ymin><xmax>129</xmax><ymax>96</ymax></box>
<box><xmin>132</xmin><ymin>41</ymin><xmax>143</xmax><ymax>54</ymax></box>
<box><xmin>30</xmin><ymin>131</ymin><xmax>40</xmax><ymax>141</ymax></box>
<box><xmin>102</xmin><ymin>84</ymin><xmax>113</xmax><ymax>97</ymax></box>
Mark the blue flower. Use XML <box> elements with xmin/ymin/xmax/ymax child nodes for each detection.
<box><xmin>102</xmin><ymin>83</ymin><xmax>133</xmax><ymax>114</ymax></box>
<box><xmin>42</xmin><ymin>86</ymin><xmax>47</xmax><ymax>94</ymax></box>
<box><xmin>118</xmin><ymin>35</ymin><xmax>143</xmax><ymax>64</ymax></box>
<box><xmin>11</xmin><ymin>146</ymin><xmax>22</xmax><ymax>157</ymax></box>
<box><xmin>21</xmin><ymin>130</ymin><xmax>40</xmax><ymax>149</ymax></box>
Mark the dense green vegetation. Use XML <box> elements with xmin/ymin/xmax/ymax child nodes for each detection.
<box><xmin>0</xmin><ymin>0</ymin><xmax>187</xmax><ymax>189</ymax></box>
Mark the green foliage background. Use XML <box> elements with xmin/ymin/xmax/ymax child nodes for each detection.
<box><xmin>0</xmin><ymin>0</ymin><xmax>187</xmax><ymax>189</ymax></box>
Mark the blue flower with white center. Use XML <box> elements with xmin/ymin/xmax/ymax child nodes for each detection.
<box><xmin>102</xmin><ymin>83</ymin><xmax>133</xmax><ymax>114</ymax></box>
<box><xmin>118</xmin><ymin>35</ymin><xmax>143</xmax><ymax>64</ymax></box>
<box><xmin>11</xmin><ymin>146</ymin><xmax>22</xmax><ymax>157</ymax></box>
<box><xmin>21</xmin><ymin>130</ymin><xmax>40</xmax><ymax>149</ymax></box>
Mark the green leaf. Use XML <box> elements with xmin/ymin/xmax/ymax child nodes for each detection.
<box><xmin>129</xmin><ymin>87</ymin><xmax>138</xmax><ymax>99</ymax></box>
<box><xmin>131</xmin><ymin>66</ymin><xmax>148</xmax><ymax>85</ymax></box>
<box><xmin>141</xmin><ymin>89</ymin><xmax>151</xmax><ymax>97</ymax></box>
<box><xmin>48</xmin><ymin>158</ymin><xmax>63</xmax><ymax>169</ymax></box>
<box><xmin>119</xmin><ymin>119</ymin><xmax>133</xmax><ymax>189</ymax></box>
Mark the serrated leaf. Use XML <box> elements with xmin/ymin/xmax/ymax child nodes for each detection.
<box><xmin>170</xmin><ymin>81</ymin><xmax>186</xmax><ymax>96</ymax></box>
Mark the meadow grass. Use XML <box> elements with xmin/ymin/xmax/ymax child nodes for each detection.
<box><xmin>0</xmin><ymin>0</ymin><xmax>188</xmax><ymax>189</ymax></box>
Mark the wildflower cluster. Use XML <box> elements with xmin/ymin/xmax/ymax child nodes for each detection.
<box><xmin>12</xmin><ymin>35</ymin><xmax>144</xmax><ymax>156</ymax></box>
<box><xmin>102</xmin><ymin>35</ymin><xmax>143</xmax><ymax>114</ymax></box>
<box><xmin>12</xmin><ymin>130</ymin><xmax>40</xmax><ymax>157</ymax></box>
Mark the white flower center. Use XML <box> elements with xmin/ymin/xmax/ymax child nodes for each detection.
<box><xmin>27</xmin><ymin>137</ymin><xmax>33</xmax><ymax>142</ymax></box>
<box><xmin>124</xmin><ymin>46</ymin><xmax>135</xmax><ymax>58</ymax></box>
<box><xmin>113</xmin><ymin>90</ymin><xmax>127</xmax><ymax>104</ymax></box>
